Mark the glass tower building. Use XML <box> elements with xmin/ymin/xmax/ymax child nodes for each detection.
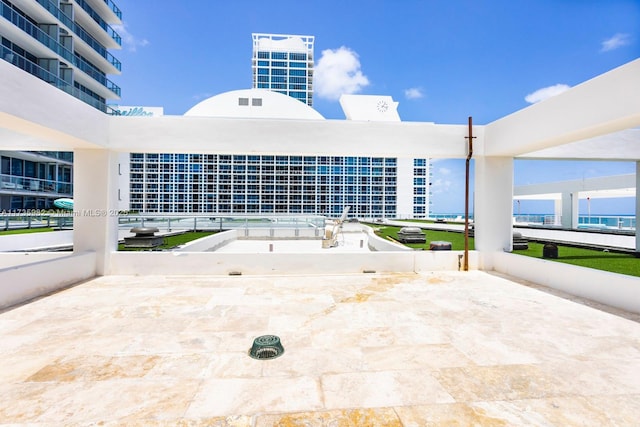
<box><xmin>252</xmin><ymin>33</ymin><xmax>314</xmax><ymax>106</ymax></box>
<box><xmin>0</xmin><ymin>0</ymin><xmax>122</xmax><ymax>210</ymax></box>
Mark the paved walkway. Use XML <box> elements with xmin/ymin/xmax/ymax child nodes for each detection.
<box><xmin>1</xmin><ymin>271</ymin><xmax>639</xmax><ymax>425</ymax></box>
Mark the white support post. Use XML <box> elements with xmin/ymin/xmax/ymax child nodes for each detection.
<box><xmin>73</xmin><ymin>149</ymin><xmax>120</xmax><ymax>275</ymax></box>
<box><xmin>561</xmin><ymin>191</ymin><xmax>579</xmax><ymax>229</ymax></box>
<box><xmin>474</xmin><ymin>156</ymin><xmax>514</xmax><ymax>268</ymax></box>
<box><xmin>636</xmin><ymin>161</ymin><xmax>639</xmax><ymax>255</ymax></box>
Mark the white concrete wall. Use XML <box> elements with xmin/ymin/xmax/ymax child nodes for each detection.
<box><xmin>637</xmin><ymin>162</ymin><xmax>640</xmax><ymax>253</ymax></box>
<box><xmin>73</xmin><ymin>149</ymin><xmax>120</xmax><ymax>275</ymax></box>
<box><xmin>0</xmin><ymin>230</ymin><xmax>73</xmax><ymax>251</ymax></box>
<box><xmin>364</xmin><ymin>227</ymin><xmax>412</xmax><ymax>252</ymax></box>
<box><xmin>474</xmin><ymin>156</ymin><xmax>514</xmax><ymax>267</ymax></box>
<box><xmin>415</xmin><ymin>250</ymin><xmax>479</xmax><ymax>271</ymax></box>
<box><xmin>107</xmin><ymin>117</ymin><xmax>471</xmax><ymax>159</ymax></box>
<box><xmin>0</xmin><ymin>252</ymin><xmax>71</xmax><ymax>268</ymax></box>
<box><xmin>0</xmin><ymin>60</ymin><xmax>107</xmax><ymax>150</ymax></box>
<box><xmin>176</xmin><ymin>230</ymin><xmax>238</xmax><ymax>252</ymax></box>
<box><xmin>117</xmin><ymin>152</ymin><xmax>131</xmax><ymax>212</ymax></box>
<box><xmin>485</xmin><ymin>58</ymin><xmax>640</xmax><ymax>157</ymax></box>
<box><xmin>109</xmin><ymin>251</ymin><xmax>412</xmax><ymax>275</ymax></box>
<box><xmin>490</xmin><ymin>251</ymin><xmax>640</xmax><ymax>314</ymax></box>
<box><xmin>0</xmin><ymin>252</ymin><xmax>96</xmax><ymax>310</ymax></box>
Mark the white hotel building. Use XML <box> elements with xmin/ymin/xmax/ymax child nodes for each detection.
<box><xmin>122</xmin><ymin>33</ymin><xmax>431</xmax><ymax>219</ymax></box>
<box><xmin>122</xmin><ymin>90</ymin><xmax>431</xmax><ymax>219</ymax></box>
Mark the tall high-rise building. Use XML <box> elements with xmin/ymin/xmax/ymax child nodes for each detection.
<box><xmin>0</xmin><ymin>0</ymin><xmax>123</xmax><ymax>210</ymax></box>
<box><xmin>252</xmin><ymin>33</ymin><xmax>314</xmax><ymax>106</ymax></box>
<box><xmin>1</xmin><ymin>0</ymin><xmax>123</xmax><ymax>112</ymax></box>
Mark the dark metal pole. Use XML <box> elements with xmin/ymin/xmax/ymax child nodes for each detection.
<box><xmin>464</xmin><ymin>116</ymin><xmax>474</xmax><ymax>271</ymax></box>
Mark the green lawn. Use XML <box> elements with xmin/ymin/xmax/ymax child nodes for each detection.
<box><xmin>368</xmin><ymin>224</ymin><xmax>639</xmax><ymax>277</ymax></box>
<box><xmin>118</xmin><ymin>231</ymin><xmax>216</xmax><ymax>251</ymax></box>
<box><xmin>513</xmin><ymin>242</ymin><xmax>640</xmax><ymax>277</ymax></box>
<box><xmin>369</xmin><ymin>224</ymin><xmax>474</xmax><ymax>250</ymax></box>
<box><xmin>0</xmin><ymin>227</ymin><xmax>55</xmax><ymax>235</ymax></box>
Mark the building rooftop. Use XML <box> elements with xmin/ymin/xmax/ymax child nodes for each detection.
<box><xmin>1</xmin><ymin>271</ymin><xmax>639</xmax><ymax>425</ymax></box>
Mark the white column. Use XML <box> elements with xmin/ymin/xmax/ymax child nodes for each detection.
<box><xmin>73</xmin><ymin>149</ymin><xmax>119</xmax><ymax>275</ymax></box>
<box><xmin>474</xmin><ymin>156</ymin><xmax>514</xmax><ymax>264</ymax></box>
<box><xmin>636</xmin><ymin>161</ymin><xmax>639</xmax><ymax>254</ymax></box>
<box><xmin>554</xmin><ymin>198</ymin><xmax>563</xmax><ymax>225</ymax></box>
<box><xmin>561</xmin><ymin>191</ymin><xmax>579</xmax><ymax>229</ymax></box>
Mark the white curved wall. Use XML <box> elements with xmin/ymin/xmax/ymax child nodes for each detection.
<box><xmin>184</xmin><ymin>89</ymin><xmax>324</xmax><ymax>120</ymax></box>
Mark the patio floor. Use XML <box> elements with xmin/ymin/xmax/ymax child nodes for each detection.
<box><xmin>1</xmin><ymin>271</ymin><xmax>639</xmax><ymax>426</ymax></box>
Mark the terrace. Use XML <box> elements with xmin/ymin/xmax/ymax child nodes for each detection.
<box><xmin>1</xmin><ymin>271</ymin><xmax>639</xmax><ymax>425</ymax></box>
<box><xmin>0</xmin><ymin>57</ymin><xmax>639</xmax><ymax>424</ymax></box>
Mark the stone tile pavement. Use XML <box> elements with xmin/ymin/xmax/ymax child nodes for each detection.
<box><xmin>1</xmin><ymin>271</ymin><xmax>639</xmax><ymax>425</ymax></box>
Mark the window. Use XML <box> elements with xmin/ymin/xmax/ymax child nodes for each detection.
<box><xmin>1</xmin><ymin>156</ymin><xmax>10</xmax><ymax>174</ymax></box>
<box><xmin>271</xmin><ymin>52</ymin><xmax>286</xmax><ymax>60</ymax></box>
<box><xmin>11</xmin><ymin>159</ymin><xmax>23</xmax><ymax>176</ymax></box>
<box><xmin>238</xmin><ymin>97</ymin><xmax>249</xmax><ymax>106</ymax></box>
<box><xmin>252</xmin><ymin>98</ymin><xmax>262</xmax><ymax>106</ymax></box>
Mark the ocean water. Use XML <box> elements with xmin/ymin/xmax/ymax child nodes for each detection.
<box><xmin>431</xmin><ymin>213</ymin><xmax>636</xmax><ymax>229</ymax></box>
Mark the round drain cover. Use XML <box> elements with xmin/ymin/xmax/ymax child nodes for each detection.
<box><xmin>249</xmin><ymin>335</ymin><xmax>284</xmax><ymax>360</ymax></box>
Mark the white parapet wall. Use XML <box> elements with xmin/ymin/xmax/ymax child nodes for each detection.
<box><xmin>176</xmin><ymin>230</ymin><xmax>239</xmax><ymax>252</ymax></box>
<box><xmin>109</xmin><ymin>249</ymin><xmax>477</xmax><ymax>276</ymax></box>
<box><xmin>0</xmin><ymin>251</ymin><xmax>96</xmax><ymax>310</ymax></box>
<box><xmin>490</xmin><ymin>251</ymin><xmax>640</xmax><ymax>314</ymax></box>
<box><xmin>0</xmin><ymin>230</ymin><xmax>73</xmax><ymax>252</ymax></box>
<box><xmin>0</xmin><ymin>252</ymin><xmax>71</xmax><ymax>269</ymax></box>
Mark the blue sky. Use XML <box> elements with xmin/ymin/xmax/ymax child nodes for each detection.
<box><xmin>111</xmin><ymin>0</ymin><xmax>639</xmax><ymax>215</ymax></box>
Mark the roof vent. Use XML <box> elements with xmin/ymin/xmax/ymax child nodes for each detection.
<box><xmin>249</xmin><ymin>335</ymin><xmax>284</xmax><ymax>360</ymax></box>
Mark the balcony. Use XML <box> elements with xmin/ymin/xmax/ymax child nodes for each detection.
<box><xmin>1</xmin><ymin>46</ymin><xmax>111</xmax><ymax>111</ymax></box>
<box><xmin>73</xmin><ymin>0</ymin><xmax>121</xmax><ymax>46</ymax></box>
<box><xmin>0</xmin><ymin>174</ymin><xmax>72</xmax><ymax>196</ymax></box>
<box><xmin>0</xmin><ymin>2</ymin><xmax>121</xmax><ymax>97</ymax></box>
<box><xmin>34</xmin><ymin>0</ymin><xmax>121</xmax><ymax>71</ymax></box>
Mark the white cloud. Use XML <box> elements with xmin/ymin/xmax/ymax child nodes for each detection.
<box><xmin>404</xmin><ymin>87</ymin><xmax>424</xmax><ymax>99</ymax></box>
<box><xmin>600</xmin><ymin>33</ymin><xmax>631</xmax><ymax>52</ymax></box>
<box><xmin>112</xmin><ymin>23</ymin><xmax>149</xmax><ymax>52</ymax></box>
<box><xmin>430</xmin><ymin>178</ymin><xmax>452</xmax><ymax>194</ymax></box>
<box><xmin>524</xmin><ymin>84</ymin><xmax>570</xmax><ymax>104</ymax></box>
<box><xmin>439</xmin><ymin>167</ymin><xmax>451</xmax><ymax>175</ymax></box>
<box><xmin>314</xmin><ymin>47</ymin><xmax>369</xmax><ymax>100</ymax></box>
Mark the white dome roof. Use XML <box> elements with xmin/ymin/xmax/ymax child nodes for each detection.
<box><xmin>184</xmin><ymin>89</ymin><xmax>324</xmax><ymax>120</ymax></box>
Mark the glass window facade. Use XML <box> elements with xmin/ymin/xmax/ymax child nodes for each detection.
<box><xmin>125</xmin><ymin>153</ymin><xmax>433</xmax><ymax>218</ymax></box>
<box><xmin>252</xmin><ymin>33</ymin><xmax>314</xmax><ymax>106</ymax></box>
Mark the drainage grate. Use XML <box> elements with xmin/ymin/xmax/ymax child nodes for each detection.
<box><xmin>249</xmin><ymin>335</ymin><xmax>284</xmax><ymax>360</ymax></box>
